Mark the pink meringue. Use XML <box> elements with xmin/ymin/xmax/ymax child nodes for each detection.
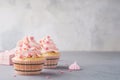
<box><xmin>39</xmin><ymin>36</ymin><xmax>58</xmax><ymax>53</ymax></box>
<box><xmin>69</xmin><ymin>61</ymin><xmax>80</xmax><ymax>70</ymax></box>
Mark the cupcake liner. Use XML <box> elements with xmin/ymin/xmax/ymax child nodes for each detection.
<box><xmin>15</xmin><ymin>71</ymin><xmax>41</xmax><ymax>75</ymax></box>
<box><xmin>13</xmin><ymin>59</ymin><xmax>45</xmax><ymax>75</ymax></box>
<box><xmin>44</xmin><ymin>56</ymin><xmax>59</xmax><ymax>68</ymax></box>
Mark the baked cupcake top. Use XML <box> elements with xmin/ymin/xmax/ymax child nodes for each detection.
<box><xmin>39</xmin><ymin>36</ymin><xmax>59</xmax><ymax>53</ymax></box>
<box><xmin>14</xmin><ymin>36</ymin><xmax>44</xmax><ymax>61</ymax></box>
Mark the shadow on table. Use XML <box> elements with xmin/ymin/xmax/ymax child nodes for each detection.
<box><xmin>40</xmin><ymin>71</ymin><xmax>61</xmax><ymax>77</ymax></box>
<box><xmin>44</xmin><ymin>65</ymin><xmax>68</xmax><ymax>71</ymax></box>
<box><xmin>55</xmin><ymin>65</ymin><xmax>68</xmax><ymax>70</ymax></box>
<box><xmin>19</xmin><ymin>71</ymin><xmax>62</xmax><ymax>77</ymax></box>
<box><xmin>37</xmin><ymin>65</ymin><xmax>69</xmax><ymax>77</ymax></box>
<box><xmin>45</xmin><ymin>65</ymin><xmax>83</xmax><ymax>71</ymax></box>
<box><xmin>53</xmin><ymin>65</ymin><xmax>83</xmax><ymax>71</ymax></box>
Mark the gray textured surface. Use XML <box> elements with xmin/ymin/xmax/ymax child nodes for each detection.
<box><xmin>0</xmin><ymin>51</ymin><xmax>120</xmax><ymax>80</ymax></box>
<box><xmin>0</xmin><ymin>0</ymin><xmax>120</xmax><ymax>51</ymax></box>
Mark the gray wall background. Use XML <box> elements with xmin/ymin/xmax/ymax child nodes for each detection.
<box><xmin>0</xmin><ymin>0</ymin><xmax>120</xmax><ymax>51</ymax></box>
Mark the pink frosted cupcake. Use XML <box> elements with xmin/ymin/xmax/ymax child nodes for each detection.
<box><xmin>40</xmin><ymin>36</ymin><xmax>60</xmax><ymax>68</ymax></box>
<box><xmin>12</xmin><ymin>36</ymin><xmax>45</xmax><ymax>75</ymax></box>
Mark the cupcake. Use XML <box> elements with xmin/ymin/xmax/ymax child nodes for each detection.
<box><xmin>40</xmin><ymin>36</ymin><xmax>60</xmax><ymax>68</ymax></box>
<box><xmin>12</xmin><ymin>36</ymin><xmax>45</xmax><ymax>75</ymax></box>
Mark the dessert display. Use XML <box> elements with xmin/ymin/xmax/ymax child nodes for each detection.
<box><xmin>0</xmin><ymin>34</ymin><xmax>81</xmax><ymax>78</ymax></box>
<box><xmin>69</xmin><ymin>61</ymin><xmax>80</xmax><ymax>70</ymax></box>
<box><xmin>12</xmin><ymin>36</ymin><xmax>45</xmax><ymax>75</ymax></box>
<box><xmin>39</xmin><ymin>36</ymin><xmax>60</xmax><ymax>68</ymax></box>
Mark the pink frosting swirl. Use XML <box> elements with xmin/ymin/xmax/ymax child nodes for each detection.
<box><xmin>39</xmin><ymin>36</ymin><xmax>58</xmax><ymax>53</ymax></box>
<box><xmin>15</xmin><ymin>36</ymin><xmax>41</xmax><ymax>58</ymax></box>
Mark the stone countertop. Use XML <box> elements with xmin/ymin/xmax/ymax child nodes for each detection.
<box><xmin>0</xmin><ymin>51</ymin><xmax>120</xmax><ymax>80</ymax></box>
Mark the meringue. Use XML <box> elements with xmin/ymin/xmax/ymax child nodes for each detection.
<box><xmin>69</xmin><ymin>61</ymin><xmax>80</xmax><ymax>70</ymax></box>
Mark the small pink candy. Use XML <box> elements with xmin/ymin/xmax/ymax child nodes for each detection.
<box><xmin>40</xmin><ymin>40</ymin><xmax>42</xmax><ymax>43</ymax></box>
<box><xmin>30</xmin><ymin>36</ymin><xmax>34</xmax><ymax>40</ymax></box>
<box><xmin>47</xmin><ymin>36</ymin><xmax>50</xmax><ymax>39</ymax></box>
<box><xmin>45</xmin><ymin>76</ymin><xmax>51</xmax><ymax>79</ymax></box>
<box><xmin>69</xmin><ymin>61</ymin><xmax>80</xmax><ymax>71</ymax></box>
<box><xmin>19</xmin><ymin>55</ymin><xmax>24</xmax><ymax>58</ymax></box>
<box><xmin>23</xmin><ymin>48</ymin><xmax>27</xmax><ymax>50</ymax></box>
<box><xmin>13</xmin><ymin>74</ymin><xmax>16</xmax><ymax>77</ymax></box>
<box><xmin>58</xmin><ymin>70</ymin><xmax>64</xmax><ymax>74</ymax></box>
<box><xmin>46</xmin><ymin>41</ymin><xmax>50</xmax><ymax>44</ymax></box>
<box><xmin>68</xmin><ymin>69</ymin><xmax>72</xmax><ymax>72</ymax></box>
<box><xmin>28</xmin><ymin>45</ymin><xmax>31</xmax><ymax>48</ymax></box>
<box><xmin>45</xmin><ymin>47</ymin><xmax>49</xmax><ymax>50</ymax></box>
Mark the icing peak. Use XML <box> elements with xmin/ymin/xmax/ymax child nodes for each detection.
<box><xmin>15</xmin><ymin>36</ymin><xmax>41</xmax><ymax>58</ymax></box>
<box><xmin>39</xmin><ymin>36</ymin><xmax>58</xmax><ymax>53</ymax></box>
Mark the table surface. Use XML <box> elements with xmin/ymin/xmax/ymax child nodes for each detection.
<box><xmin>0</xmin><ymin>51</ymin><xmax>120</xmax><ymax>80</ymax></box>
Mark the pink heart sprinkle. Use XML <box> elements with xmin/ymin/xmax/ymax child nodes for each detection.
<box><xmin>47</xmin><ymin>36</ymin><xmax>50</xmax><ymax>39</ymax></box>
<box><xmin>45</xmin><ymin>76</ymin><xmax>51</xmax><ymax>79</ymax></box>
<box><xmin>68</xmin><ymin>69</ymin><xmax>72</xmax><ymax>72</ymax></box>
<box><xmin>40</xmin><ymin>40</ymin><xmax>42</xmax><ymax>43</ymax></box>
<box><xmin>46</xmin><ymin>41</ymin><xmax>50</xmax><ymax>44</ymax></box>
<box><xmin>27</xmin><ymin>44</ymin><xmax>31</xmax><ymax>48</ymax></box>
<box><xmin>13</xmin><ymin>75</ymin><xmax>16</xmax><ymax>77</ymax></box>
<box><xmin>19</xmin><ymin>55</ymin><xmax>24</xmax><ymax>58</ymax></box>
<box><xmin>30</xmin><ymin>36</ymin><xmax>34</xmax><ymax>40</ymax></box>
<box><xmin>60</xmin><ymin>71</ymin><xmax>64</xmax><ymax>74</ymax></box>
<box><xmin>24</xmin><ymin>48</ymin><xmax>27</xmax><ymax>50</ymax></box>
<box><xmin>46</xmin><ymin>47</ymin><xmax>49</xmax><ymax>50</ymax></box>
<box><xmin>58</xmin><ymin>70</ymin><xmax>64</xmax><ymax>74</ymax></box>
